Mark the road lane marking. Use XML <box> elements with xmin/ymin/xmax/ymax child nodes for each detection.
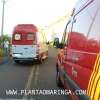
<box><xmin>25</xmin><ymin>66</ymin><xmax>36</xmax><ymax>90</ymax></box>
<box><xmin>23</xmin><ymin>64</ymin><xmax>40</xmax><ymax>100</ymax></box>
<box><xmin>31</xmin><ymin>65</ymin><xmax>39</xmax><ymax>100</ymax></box>
<box><xmin>33</xmin><ymin>65</ymin><xmax>39</xmax><ymax>87</ymax></box>
<box><xmin>23</xmin><ymin>65</ymin><xmax>36</xmax><ymax>99</ymax></box>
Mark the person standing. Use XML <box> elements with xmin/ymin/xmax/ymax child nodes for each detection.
<box><xmin>4</xmin><ymin>41</ymin><xmax>9</xmax><ymax>56</ymax></box>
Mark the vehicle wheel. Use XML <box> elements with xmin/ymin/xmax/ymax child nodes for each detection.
<box><xmin>14</xmin><ymin>60</ymin><xmax>19</xmax><ymax>63</ymax></box>
<box><xmin>56</xmin><ymin>70</ymin><xmax>63</xmax><ymax>88</ymax></box>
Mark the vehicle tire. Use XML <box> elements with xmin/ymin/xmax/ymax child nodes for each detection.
<box><xmin>14</xmin><ymin>60</ymin><xmax>19</xmax><ymax>63</ymax></box>
<box><xmin>56</xmin><ymin>69</ymin><xmax>63</xmax><ymax>88</ymax></box>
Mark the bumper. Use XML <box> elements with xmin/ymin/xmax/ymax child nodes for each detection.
<box><xmin>12</xmin><ymin>53</ymin><xmax>39</xmax><ymax>61</ymax></box>
<box><xmin>13</xmin><ymin>57</ymin><xmax>38</xmax><ymax>61</ymax></box>
<box><xmin>13</xmin><ymin>55</ymin><xmax>39</xmax><ymax>61</ymax></box>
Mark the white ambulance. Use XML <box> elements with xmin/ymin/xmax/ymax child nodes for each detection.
<box><xmin>11</xmin><ymin>24</ymin><xmax>48</xmax><ymax>63</ymax></box>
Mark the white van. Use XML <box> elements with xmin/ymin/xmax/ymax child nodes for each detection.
<box><xmin>11</xmin><ymin>24</ymin><xmax>48</xmax><ymax>63</ymax></box>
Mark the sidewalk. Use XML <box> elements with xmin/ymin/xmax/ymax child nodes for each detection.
<box><xmin>0</xmin><ymin>56</ymin><xmax>10</xmax><ymax>65</ymax></box>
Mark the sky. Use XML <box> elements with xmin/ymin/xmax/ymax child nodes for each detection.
<box><xmin>0</xmin><ymin>0</ymin><xmax>78</xmax><ymax>37</ymax></box>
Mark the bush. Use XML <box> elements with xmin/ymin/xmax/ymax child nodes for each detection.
<box><xmin>0</xmin><ymin>48</ymin><xmax>4</xmax><ymax>57</ymax></box>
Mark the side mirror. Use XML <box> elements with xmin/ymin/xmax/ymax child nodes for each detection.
<box><xmin>58</xmin><ymin>43</ymin><xmax>65</xmax><ymax>49</ymax></box>
<box><xmin>46</xmin><ymin>42</ymin><xmax>49</xmax><ymax>45</ymax></box>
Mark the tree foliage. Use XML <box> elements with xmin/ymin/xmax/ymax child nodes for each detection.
<box><xmin>0</xmin><ymin>35</ymin><xmax>11</xmax><ymax>57</ymax></box>
<box><xmin>0</xmin><ymin>35</ymin><xmax>11</xmax><ymax>46</ymax></box>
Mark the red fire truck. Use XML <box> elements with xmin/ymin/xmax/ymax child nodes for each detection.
<box><xmin>56</xmin><ymin>0</ymin><xmax>100</xmax><ymax>100</ymax></box>
<box><xmin>11</xmin><ymin>24</ymin><xmax>48</xmax><ymax>63</ymax></box>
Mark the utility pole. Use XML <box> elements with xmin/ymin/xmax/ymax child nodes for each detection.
<box><xmin>1</xmin><ymin>0</ymin><xmax>5</xmax><ymax>36</ymax></box>
<box><xmin>1</xmin><ymin>0</ymin><xmax>6</xmax><ymax>47</ymax></box>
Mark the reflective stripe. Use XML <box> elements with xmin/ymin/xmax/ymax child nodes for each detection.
<box><xmin>87</xmin><ymin>54</ymin><xmax>100</xmax><ymax>95</ymax></box>
<box><xmin>87</xmin><ymin>53</ymin><xmax>100</xmax><ymax>100</ymax></box>
<box><xmin>94</xmin><ymin>77</ymin><xmax>100</xmax><ymax>100</ymax></box>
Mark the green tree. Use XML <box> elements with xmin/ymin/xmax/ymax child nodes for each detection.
<box><xmin>0</xmin><ymin>35</ymin><xmax>11</xmax><ymax>46</ymax></box>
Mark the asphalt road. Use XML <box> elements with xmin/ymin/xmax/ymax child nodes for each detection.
<box><xmin>0</xmin><ymin>48</ymin><xmax>69</xmax><ymax>100</ymax></box>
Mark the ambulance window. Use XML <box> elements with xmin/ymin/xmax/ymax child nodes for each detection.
<box><xmin>27</xmin><ymin>33</ymin><xmax>35</xmax><ymax>40</ymax></box>
<box><xmin>88</xmin><ymin>7</ymin><xmax>100</xmax><ymax>41</ymax></box>
<box><xmin>14</xmin><ymin>33</ymin><xmax>21</xmax><ymax>40</ymax></box>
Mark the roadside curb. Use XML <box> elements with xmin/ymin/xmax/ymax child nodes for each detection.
<box><xmin>0</xmin><ymin>56</ymin><xmax>10</xmax><ymax>65</ymax></box>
